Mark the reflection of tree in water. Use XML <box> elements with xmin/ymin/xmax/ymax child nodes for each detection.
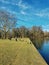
<box><xmin>44</xmin><ymin>37</ymin><xmax>49</xmax><ymax>41</ymax></box>
<box><xmin>31</xmin><ymin>38</ymin><xmax>44</xmax><ymax>49</ymax></box>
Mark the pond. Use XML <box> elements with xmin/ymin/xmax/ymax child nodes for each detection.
<box><xmin>38</xmin><ymin>40</ymin><xmax>49</xmax><ymax>64</ymax></box>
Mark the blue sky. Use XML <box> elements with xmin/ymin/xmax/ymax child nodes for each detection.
<box><xmin>0</xmin><ymin>0</ymin><xmax>49</xmax><ymax>31</ymax></box>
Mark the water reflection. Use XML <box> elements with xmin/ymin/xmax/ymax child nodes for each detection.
<box><xmin>32</xmin><ymin>38</ymin><xmax>49</xmax><ymax>64</ymax></box>
<box><xmin>38</xmin><ymin>39</ymin><xmax>49</xmax><ymax>64</ymax></box>
<box><xmin>32</xmin><ymin>39</ymin><xmax>44</xmax><ymax>49</ymax></box>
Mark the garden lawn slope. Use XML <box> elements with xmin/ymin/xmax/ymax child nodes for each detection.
<box><xmin>0</xmin><ymin>38</ymin><xmax>47</xmax><ymax>65</ymax></box>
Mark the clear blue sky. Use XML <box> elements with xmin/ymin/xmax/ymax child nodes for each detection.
<box><xmin>0</xmin><ymin>0</ymin><xmax>49</xmax><ymax>31</ymax></box>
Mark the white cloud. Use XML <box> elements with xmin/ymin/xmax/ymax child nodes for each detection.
<box><xmin>1</xmin><ymin>0</ymin><xmax>49</xmax><ymax>18</ymax></box>
<box><xmin>0</xmin><ymin>6</ymin><xmax>26</xmax><ymax>16</ymax></box>
<box><xmin>0</xmin><ymin>0</ymin><xmax>29</xmax><ymax>10</ymax></box>
<box><xmin>1</xmin><ymin>6</ymin><xmax>6</xmax><ymax>9</ymax></box>
<box><xmin>0</xmin><ymin>0</ymin><xmax>29</xmax><ymax>16</ymax></box>
<box><xmin>35</xmin><ymin>8</ymin><xmax>49</xmax><ymax>18</ymax></box>
<box><xmin>18</xmin><ymin>0</ymin><xmax>29</xmax><ymax>10</ymax></box>
<box><xmin>0</xmin><ymin>6</ymin><xmax>16</xmax><ymax>14</ymax></box>
<box><xmin>0</xmin><ymin>0</ymin><xmax>10</xmax><ymax>4</ymax></box>
<box><xmin>21</xmin><ymin>10</ymin><xmax>26</xmax><ymax>15</ymax></box>
<box><xmin>35</xmin><ymin>13</ymin><xmax>44</xmax><ymax>17</ymax></box>
<box><xmin>18</xmin><ymin>0</ymin><xmax>22</xmax><ymax>5</ymax></box>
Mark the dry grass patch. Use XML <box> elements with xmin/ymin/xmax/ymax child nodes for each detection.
<box><xmin>0</xmin><ymin>38</ymin><xmax>47</xmax><ymax>65</ymax></box>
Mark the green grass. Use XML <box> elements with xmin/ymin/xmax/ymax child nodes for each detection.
<box><xmin>0</xmin><ymin>38</ymin><xmax>47</xmax><ymax>65</ymax></box>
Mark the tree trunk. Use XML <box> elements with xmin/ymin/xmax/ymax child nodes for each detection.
<box><xmin>4</xmin><ymin>32</ymin><xmax>6</xmax><ymax>39</ymax></box>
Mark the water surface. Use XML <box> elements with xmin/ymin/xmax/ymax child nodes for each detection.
<box><xmin>38</xmin><ymin>40</ymin><xmax>49</xmax><ymax>64</ymax></box>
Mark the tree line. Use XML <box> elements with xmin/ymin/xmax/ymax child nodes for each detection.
<box><xmin>0</xmin><ymin>10</ymin><xmax>48</xmax><ymax>48</ymax></box>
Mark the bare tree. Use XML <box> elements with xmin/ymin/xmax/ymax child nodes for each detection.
<box><xmin>0</xmin><ymin>10</ymin><xmax>17</xmax><ymax>39</ymax></box>
<box><xmin>19</xmin><ymin>26</ymin><xmax>29</xmax><ymax>38</ymax></box>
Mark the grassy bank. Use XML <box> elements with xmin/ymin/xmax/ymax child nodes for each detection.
<box><xmin>0</xmin><ymin>38</ymin><xmax>47</xmax><ymax>65</ymax></box>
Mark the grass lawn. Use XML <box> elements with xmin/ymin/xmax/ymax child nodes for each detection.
<box><xmin>0</xmin><ymin>38</ymin><xmax>47</xmax><ymax>65</ymax></box>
